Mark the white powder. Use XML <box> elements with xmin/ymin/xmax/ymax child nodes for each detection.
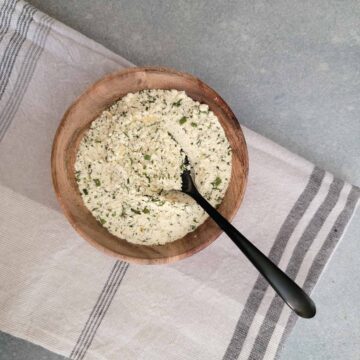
<box><xmin>75</xmin><ymin>89</ymin><xmax>232</xmax><ymax>245</ymax></box>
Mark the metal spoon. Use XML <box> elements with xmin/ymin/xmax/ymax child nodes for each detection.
<box><xmin>180</xmin><ymin>156</ymin><xmax>316</xmax><ymax>318</ymax></box>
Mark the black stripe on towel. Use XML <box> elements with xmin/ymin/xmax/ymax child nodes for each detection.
<box><xmin>0</xmin><ymin>0</ymin><xmax>18</xmax><ymax>43</ymax></box>
<box><xmin>0</xmin><ymin>3</ymin><xmax>36</xmax><ymax>101</ymax></box>
<box><xmin>223</xmin><ymin>167</ymin><xmax>325</xmax><ymax>360</ymax></box>
<box><xmin>0</xmin><ymin>13</ymin><xmax>53</xmax><ymax>141</ymax></box>
<box><xmin>70</xmin><ymin>261</ymin><xmax>129</xmax><ymax>360</ymax></box>
<box><xmin>247</xmin><ymin>177</ymin><xmax>344</xmax><ymax>360</ymax></box>
<box><xmin>274</xmin><ymin>185</ymin><xmax>360</xmax><ymax>360</ymax></box>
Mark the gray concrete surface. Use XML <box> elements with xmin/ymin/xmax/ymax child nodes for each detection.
<box><xmin>1</xmin><ymin>0</ymin><xmax>359</xmax><ymax>359</ymax></box>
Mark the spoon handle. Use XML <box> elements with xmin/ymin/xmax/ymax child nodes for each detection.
<box><xmin>190</xmin><ymin>188</ymin><xmax>316</xmax><ymax>318</ymax></box>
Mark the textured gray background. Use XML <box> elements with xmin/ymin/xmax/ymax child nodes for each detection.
<box><xmin>1</xmin><ymin>0</ymin><xmax>359</xmax><ymax>359</ymax></box>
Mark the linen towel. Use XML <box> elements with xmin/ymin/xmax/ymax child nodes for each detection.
<box><xmin>0</xmin><ymin>1</ymin><xmax>359</xmax><ymax>359</ymax></box>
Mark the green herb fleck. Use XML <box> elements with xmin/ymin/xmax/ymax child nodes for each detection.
<box><xmin>94</xmin><ymin>179</ymin><xmax>101</xmax><ymax>187</ymax></box>
<box><xmin>172</xmin><ymin>99</ymin><xmax>182</xmax><ymax>107</ymax></box>
<box><xmin>131</xmin><ymin>208</ymin><xmax>141</xmax><ymax>215</ymax></box>
<box><xmin>212</xmin><ymin>176</ymin><xmax>222</xmax><ymax>189</ymax></box>
<box><xmin>144</xmin><ymin>154</ymin><xmax>151</xmax><ymax>160</ymax></box>
<box><xmin>99</xmin><ymin>218</ymin><xmax>106</xmax><ymax>225</ymax></box>
<box><xmin>75</xmin><ymin>170</ymin><xmax>81</xmax><ymax>182</ymax></box>
<box><xmin>191</xmin><ymin>122</ymin><xmax>197</xmax><ymax>127</ymax></box>
<box><xmin>151</xmin><ymin>198</ymin><xmax>165</xmax><ymax>206</ymax></box>
<box><xmin>143</xmin><ymin>207</ymin><xmax>150</xmax><ymax>214</ymax></box>
<box><xmin>179</xmin><ymin>116</ymin><xmax>187</xmax><ymax>125</ymax></box>
<box><xmin>95</xmin><ymin>139</ymin><xmax>101</xmax><ymax>143</ymax></box>
<box><xmin>82</xmin><ymin>188</ymin><xmax>88</xmax><ymax>195</ymax></box>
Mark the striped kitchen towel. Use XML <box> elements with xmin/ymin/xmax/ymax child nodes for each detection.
<box><xmin>0</xmin><ymin>1</ymin><xmax>359</xmax><ymax>359</ymax></box>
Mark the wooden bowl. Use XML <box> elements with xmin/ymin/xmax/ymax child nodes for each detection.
<box><xmin>51</xmin><ymin>67</ymin><xmax>248</xmax><ymax>264</ymax></box>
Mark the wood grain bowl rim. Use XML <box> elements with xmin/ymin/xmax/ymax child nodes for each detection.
<box><xmin>51</xmin><ymin>66</ymin><xmax>249</xmax><ymax>265</ymax></box>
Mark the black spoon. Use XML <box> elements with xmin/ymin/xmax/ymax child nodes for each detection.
<box><xmin>180</xmin><ymin>157</ymin><xmax>316</xmax><ymax>318</ymax></box>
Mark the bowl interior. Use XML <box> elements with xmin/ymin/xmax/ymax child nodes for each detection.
<box><xmin>51</xmin><ymin>67</ymin><xmax>248</xmax><ymax>264</ymax></box>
